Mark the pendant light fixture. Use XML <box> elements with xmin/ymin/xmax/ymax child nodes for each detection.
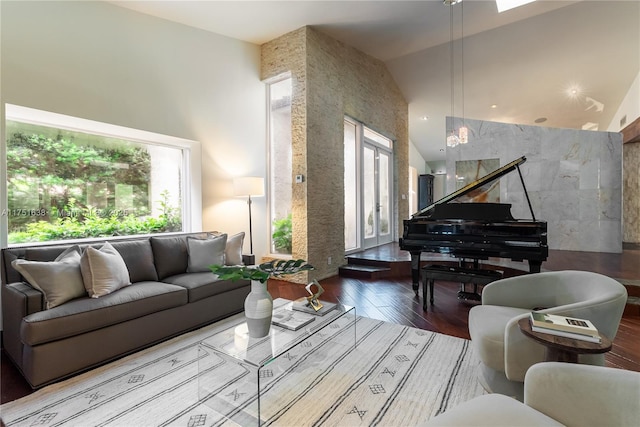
<box><xmin>444</xmin><ymin>0</ymin><xmax>468</xmax><ymax>148</ymax></box>
<box><xmin>446</xmin><ymin>0</ymin><xmax>460</xmax><ymax>148</ymax></box>
<box><xmin>458</xmin><ymin>0</ymin><xmax>468</xmax><ymax>144</ymax></box>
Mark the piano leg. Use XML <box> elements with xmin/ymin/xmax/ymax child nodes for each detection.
<box><xmin>410</xmin><ymin>251</ymin><xmax>421</xmax><ymax>295</ymax></box>
<box><xmin>528</xmin><ymin>260</ymin><xmax>542</xmax><ymax>273</ymax></box>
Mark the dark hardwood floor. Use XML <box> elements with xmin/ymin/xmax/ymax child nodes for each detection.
<box><xmin>2</xmin><ymin>244</ymin><xmax>639</xmax><ymax>405</ymax></box>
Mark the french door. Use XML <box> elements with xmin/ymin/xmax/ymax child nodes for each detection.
<box><xmin>363</xmin><ymin>141</ymin><xmax>393</xmax><ymax>249</ymax></box>
<box><xmin>344</xmin><ymin>118</ymin><xmax>394</xmax><ymax>253</ymax></box>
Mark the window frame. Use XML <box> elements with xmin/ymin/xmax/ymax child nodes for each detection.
<box><xmin>1</xmin><ymin>104</ymin><xmax>202</xmax><ymax>247</ymax></box>
<box><xmin>266</xmin><ymin>74</ymin><xmax>293</xmax><ymax>257</ymax></box>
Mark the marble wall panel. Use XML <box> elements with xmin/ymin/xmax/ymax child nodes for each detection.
<box><xmin>446</xmin><ymin>117</ymin><xmax>623</xmax><ymax>253</ymax></box>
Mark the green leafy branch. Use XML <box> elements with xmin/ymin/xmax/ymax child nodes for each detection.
<box><xmin>209</xmin><ymin>259</ymin><xmax>314</xmax><ymax>284</ymax></box>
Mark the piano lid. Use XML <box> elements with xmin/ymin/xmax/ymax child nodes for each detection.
<box><xmin>413</xmin><ymin>156</ymin><xmax>527</xmax><ymax>218</ymax></box>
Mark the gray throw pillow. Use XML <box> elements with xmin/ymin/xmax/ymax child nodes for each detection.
<box><xmin>225</xmin><ymin>232</ymin><xmax>245</xmax><ymax>266</ymax></box>
<box><xmin>187</xmin><ymin>234</ymin><xmax>227</xmax><ymax>272</ymax></box>
<box><xmin>81</xmin><ymin>241</ymin><xmax>131</xmax><ymax>298</ymax></box>
<box><xmin>11</xmin><ymin>246</ymin><xmax>86</xmax><ymax>309</ymax></box>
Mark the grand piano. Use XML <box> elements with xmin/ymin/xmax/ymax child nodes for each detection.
<box><xmin>399</xmin><ymin>156</ymin><xmax>548</xmax><ymax>293</ymax></box>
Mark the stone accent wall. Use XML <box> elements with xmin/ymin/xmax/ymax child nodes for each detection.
<box><xmin>624</xmin><ymin>142</ymin><xmax>640</xmax><ymax>243</ymax></box>
<box><xmin>262</xmin><ymin>27</ymin><xmax>409</xmax><ymax>281</ymax></box>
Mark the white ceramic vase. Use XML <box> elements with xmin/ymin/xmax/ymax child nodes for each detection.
<box><xmin>244</xmin><ymin>280</ymin><xmax>273</xmax><ymax>338</ymax></box>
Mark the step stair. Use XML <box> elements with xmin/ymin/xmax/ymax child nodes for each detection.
<box><xmin>338</xmin><ymin>263</ymin><xmax>391</xmax><ymax>279</ymax></box>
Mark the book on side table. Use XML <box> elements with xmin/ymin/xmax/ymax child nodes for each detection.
<box><xmin>529</xmin><ymin>312</ymin><xmax>601</xmax><ymax>343</ymax></box>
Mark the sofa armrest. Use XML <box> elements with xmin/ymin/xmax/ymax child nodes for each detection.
<box><xmin>242</xmin><ymin>254</ymin><xmax>256</xmax><ymax>266</ymax></box>
<box><xmin>525</xmin><ymin>362</ymin><xmax>640</xmax><ymax>427</ymax></box>
<box><xmin>503</xmin><ymin>313</ymin><xmax>546</xmax><ymax>382</ymax></box>
<box><xmin>2</xmin><ymin>282</ymin><xmax>45</xmax><ymax>365</ymax></box>
<box><xmin>3</xmin><ymin>281</ymin><xmax>45</xmax><ymax>317</ymax></box>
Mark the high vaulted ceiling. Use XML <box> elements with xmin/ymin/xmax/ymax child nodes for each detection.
<box><xmin>109</xmin><ymin>0</ymin><xmax>640</xmax><ymax>162</ymax></box>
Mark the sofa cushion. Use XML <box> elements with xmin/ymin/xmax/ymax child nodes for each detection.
<box><xmin>80</xmin><ymin>242</ymin><xmax>131</xmax><ymax>298</ymax></box>
<box><xmin>186</xmin><ymin>234</ymin><xmax>227</xmax><ymax>273</ymax></box>
<box><xmin>11</xmin><ymin>246</ymin><xmax>86</xmax><ymax>309</ymax></box>
<box><xmin>224</xmin><ymin>232</ymin><xmax>245</xmax><ymax>265</ymax></box>
<box><xmin>163</xmin><ymin>272</ymin><xmax>250</xmax><ymax>303</ymax></box>
<box><xmin>3</xmin><ymin>244</ymin><xmax>79</xmax><ymax>285</ymax></box>
<box><xmin>20</xmin><ymin>281</ymin><xmax>188</xmax><ymax>346</ymax></box>
<box><xmin>150</xmin><ymin>233</ymin><xmax>208</xmax><ymax>279</ymax></box>
<box><xmin>110</xmin><ymin>239</ymin><xmax>158</xmax><ymax>282</ymax></box>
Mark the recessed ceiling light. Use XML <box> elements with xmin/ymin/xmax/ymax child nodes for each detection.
<box><xmin>534</xmin><ymin>117</ymin><xmax>547</xmax><ymax>124</ymax></box>
<box><xmin>496</xmin><ymin>0</ymin><xmax>536</xmax><ymax>13</ymax></box>
<box><xmin>490</xmin><ymin>104</ymin><xmax>498</xmax><ymax>109</ymax></box>
<box><xmin>420</xmin><ymin>116</ymin><xmax>429</xmax><ymax>121</ymax></box>
<box><xmin>566</xmin><ymin>84</ymin><xmax>582</xmax><ymax>99</ymax></box>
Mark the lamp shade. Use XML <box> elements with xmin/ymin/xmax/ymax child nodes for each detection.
<box><xmin>233</xmin><ymin>177</ymin><xmax>264</xmax><ymax>197</ymax></box>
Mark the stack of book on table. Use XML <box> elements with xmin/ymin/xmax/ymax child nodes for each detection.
<box><xmin>529</xmin><ymin>312</ymin><xmax>601</xmax><ymax>343</ymax></box>
<box><xmin>272</xmin><ymin>307</ymin><xmax>315</xmax><ymax>331</ymax></box>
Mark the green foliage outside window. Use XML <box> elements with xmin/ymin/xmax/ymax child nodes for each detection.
<box><xmin>6</xmin><ymin>130</ymin><xmax>182</xmax><ymax>243</ymax></box>
<box><xmin>272</xmin><ymin>213</ymin><xmax>292</xmax><ymax>254</ymax></box>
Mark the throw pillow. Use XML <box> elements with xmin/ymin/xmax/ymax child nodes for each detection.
<box><xmin>225</xmin><ymin>232</ymin><xmax>245</xmax><ymax>266</ymax></box>
<box><xmin>11</xmin><ymin>246</ymin><xmax>86</xmax><ymax>309</ymax></box>
<box><xmin>81</xmin><ymin>241</ymin><xmax>131</xmax><ymax>298</ymax></box>
<box><xmin>186</xmin><ymin>234</ymin><xmax>227</xmax><ymax>273</ymax></box>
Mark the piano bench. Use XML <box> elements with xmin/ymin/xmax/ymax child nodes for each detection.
<box><xmin>420</xmin><ymin>265</ymin><xmax>503</xmax><ymax>311</ymax></box>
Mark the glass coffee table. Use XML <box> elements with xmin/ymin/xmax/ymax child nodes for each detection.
<box><xmin>198</xmin><ymin>298</ymin><xmax>356</xmax><ymax>426</ymax></box>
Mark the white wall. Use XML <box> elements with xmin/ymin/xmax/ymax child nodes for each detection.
<box><xmin>408</xmin><ymin>140</ymin><xmax>427</xmax><ymax>174</ymax></box>
<box><xmin>608</xmin><ymin>71</ymin><xmax>640</xmax><ymax>132</ymax></box>
<box><xmin>0</xmin><ymin>1</ymin><xmax>268</xmax><ymax>256</ymax></box>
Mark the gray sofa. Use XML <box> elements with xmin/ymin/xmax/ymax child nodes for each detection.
<box><xmin>1</xmin><ymin>232</ymin><xmax>251</xmax><ymax>388</ymax></box>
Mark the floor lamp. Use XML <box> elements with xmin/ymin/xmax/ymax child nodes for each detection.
<box><xmin>233</xmin><ymin>177</ymin><xmax>264</xmax><ymax>257</ymax></box>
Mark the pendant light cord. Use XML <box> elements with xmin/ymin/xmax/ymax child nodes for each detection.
<box><xmin>450</xmin><ymin>3</ymin><xmax>454</xmax><ymax>131</ymax></box>
<box><xmin>461</xmin><ymin>0</ymin><xmax>464</xmax><ymax>128</ymax></box>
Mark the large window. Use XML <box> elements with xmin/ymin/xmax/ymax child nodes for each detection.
<box><xmin>3</xmin><ymin>105</ymin><xmax>201</xmax><ymax>245</ymax></box>
<box><xmin>344</xmin><ymin>119</ymin><xmax>359</xmax><ymax>252</ymax></box>
<box><xmin>268</xmin><ymin>77</ymin><xmax>293</xmax><ymax>255</ymax></box>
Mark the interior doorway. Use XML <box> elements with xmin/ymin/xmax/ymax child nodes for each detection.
<box><xmin>363</xmin><ymin>141</ymin><xmax>393</xmax><ymax>248</ymax></box>
<box><xmin>344</xmin><ymin>118</ymin><xmax>394</xmax><ymax>253</ymax></box>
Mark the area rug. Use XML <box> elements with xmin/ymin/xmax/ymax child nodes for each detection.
<box><xmin>0</xmin><ymin>305</ymin><xmax>484</xmax><ymax>427</ymax></box>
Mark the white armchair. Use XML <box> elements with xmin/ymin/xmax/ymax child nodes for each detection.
<box><xmin>424</xmin><ymin>362</ymin><xmax>640</xmax><ymax>427</ymax></box>
<box><xmin>468</xmin><ymin>270</ymin><xmax>627</xmax><ymax>400</ymax></box>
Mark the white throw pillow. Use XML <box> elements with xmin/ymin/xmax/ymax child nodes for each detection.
<box><xmin>11</xmin><ymin>246</ymin><xmax>86</xmax><ymax>309</ymax></box>
<box><xmin>187</xmin><ymin>234</ymin><xmax>227</xmax><ymax>272</ymax></box>
<box><xmin>225</xmin><ymin>232</ymin><xmax>245</xmax><ymax>266</ymax></box>
<box><xmin>81</xmin><ymin>242</ymin><xmax>131</xmax><ymax>298</ymax></box>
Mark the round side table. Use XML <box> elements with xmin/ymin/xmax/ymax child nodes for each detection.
<box><xmin>517</xmin><ymin>317</ymin><xmax>612</xmax><ymax>363</ymax></box>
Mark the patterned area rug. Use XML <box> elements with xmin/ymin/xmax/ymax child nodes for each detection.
<box><xmin>0</xmin><ymin>307</ymin><xmax>484</xmax><ymax>426</ymax></box>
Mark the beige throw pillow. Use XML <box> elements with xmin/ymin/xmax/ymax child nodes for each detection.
<box><xmin>225</xmin><ymin>232</ymin><xmax>245</xmax><ymax>265</ymax></box>
<box><xmin>81</xmin><ymin>241</ymin><xmax>131</xmax><ymax>298</ymax></box>
<box><xmin>11</xmin><ymin>246</ymin><xmax>86</xmax><ymax>309</ymax></box>
<box><xmin>209</xmin><ymin>231</ymin><xmax>245</xmax><ymax>266</ymax></box>
<box><xmin>187</xmin><ymin>234</ymin><xmax>227</xmax><ymax>272</ymax></box>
